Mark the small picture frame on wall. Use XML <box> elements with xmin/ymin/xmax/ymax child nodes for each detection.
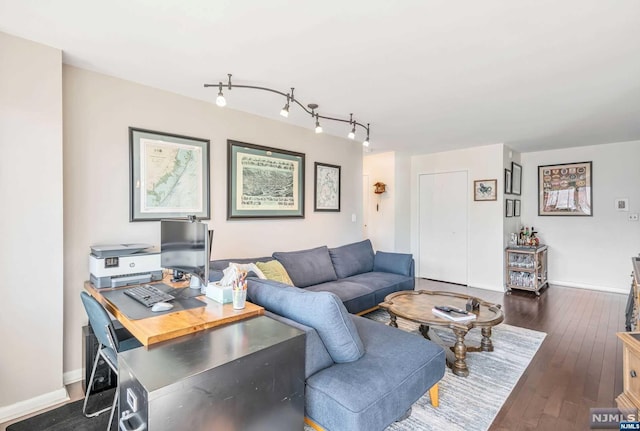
<box><xmin>314</xmin><ymin>162</ymin><xmax>341</xmax><ymax>212</ymax></box>
<box><xmin>474</xmin><ymin>179</ymin><xmax>497</xmax><ymax>201</ymax></box>
<box><xmin>506</xmin><ymin>199</ymin><xmax>514</xmax><ymax>217</ymax></box>
<box><xmin>511</xmin><ymin>162</ymin><xmax>522</xmax><ymax>196</ymax></box>
<box><xmin>505</xmin><ymin>169</ymin><xmax>512</xmax><ymax>194</ymax></box>
<box><xmin>514</xmin><ymin>199</ymin><xmax>521</xmax><ymax>217</ymax></box>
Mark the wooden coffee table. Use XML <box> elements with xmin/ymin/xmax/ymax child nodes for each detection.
<box><xmin>379</xmin><ymin>290</ymin><xmax>504</xmax><ymax>377</ymax></box>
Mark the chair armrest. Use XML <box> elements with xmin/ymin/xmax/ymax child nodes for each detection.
<box><xmin>373</xmin><ymin>251</ymin><xmax>415</xmax><ymax>277</ymax></box>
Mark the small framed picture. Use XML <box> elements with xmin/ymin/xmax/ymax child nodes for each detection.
<box><xmin>474</xmin><ymin>179</ymin><xmax>497</xmax><ymax>201</ymax></box>
<box><xmin>505</xmin><ymin>169</ymin><xmax>512</xmax><ymax>194</ymax></box>
<box><xmin>615</xmin><ymin>198</ymin><xmax>629</xmax><ymax>212</ymax></box>
<box><xmin>506</xmin><ymin>199</ymin><xmax>514</xmax><ymax>217</ymax></box>
<box><xmin>514</xmin><ymin>199</ymin><xmax>521</xmax><ymax>217</ymax></box>
<box><xmin>314</xmin><ymin>162</ymin><xmax>341</xmax><ymax>212</ymax></box>
<box><xmin>511</xmin><ymin>162</ymin><xmax>522</xmax><ymax>195</ymax></box>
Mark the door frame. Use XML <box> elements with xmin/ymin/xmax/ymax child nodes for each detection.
<box><xmin>416</xmin><ymin>170</ymin><xmax>470</xmax><ymax>285</ymax></box>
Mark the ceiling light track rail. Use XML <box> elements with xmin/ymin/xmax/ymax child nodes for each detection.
<box><xmin>204</xmin><ymin>74</ymin><xmax>370</xmax><ymax>146</ymax></box>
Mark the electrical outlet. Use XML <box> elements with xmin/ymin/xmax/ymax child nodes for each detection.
<box><xmin>629</xmin><ymin>213</ymin><xmax>639</xmax><ymax>221</ymax></box>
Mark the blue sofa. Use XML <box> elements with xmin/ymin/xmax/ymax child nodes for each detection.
<box><xmin>209</xmin><ymin>239</ymin><xmax>415</xmax><ymax>314</ymax></box>
<box><xmin>210</xmin><ymin>240</ymin><xmax>446</xmax><ymax>431</ymax></box>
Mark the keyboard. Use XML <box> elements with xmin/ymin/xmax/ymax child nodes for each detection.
<box><xmin>123</xmin><ymin>284</ymin><xmax>175</xmax><ymax>308</ymax></box>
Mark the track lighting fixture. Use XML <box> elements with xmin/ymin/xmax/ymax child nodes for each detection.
<box><xmin>205</xmin><ymin>74</ymin><xmax>371</xmax><ymax>146</ymax></box>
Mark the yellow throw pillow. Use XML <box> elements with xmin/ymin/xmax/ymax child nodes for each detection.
<box><xmin>256</xmin><ymin>260</ymin><xmax>294</xmax><ymax>286</ymax></box>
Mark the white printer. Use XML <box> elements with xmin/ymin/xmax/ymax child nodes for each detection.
<box><xmin>89</xmin><ymin>243</ymin><xmax>163</xmax><ymax>288</ymax></box>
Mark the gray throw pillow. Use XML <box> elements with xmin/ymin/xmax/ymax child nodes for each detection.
<box><xmin>273</xmin><ymin>246</ymin><xmax>338</xmax><ymax>288</ymax></box>
<box><xmin>329</xmin><ymin>239</ymin><xmax>375</xmax><ymax>279</ymax></box>
<box><xmin>248</xmin><ymin>279</ymin><xmax>365</xmax><ymax>363</ymax></box>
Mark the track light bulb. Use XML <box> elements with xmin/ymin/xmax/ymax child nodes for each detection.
<box><xmin>315</xmin><ymin>115</ymin><xmax>322</xmax><ymax>133</ymax></box>
<box><xmin>348</xmin><ymin>125</ymin><xmax>356</xmax><ymax>140</ymax></box>
<box><xmin>216</xmin><ymin>83</ymin><xmax>226</xmax><ymax>107</ymax></box>
<box><xmin>280</xmin><ymin>103</ymin><xmax>289</xmax><ymax>118</ymax></box>
<box><xmin>362</xmin><ymin>139</ymin><xmax>370</xmax><ymax>147</ymax></box>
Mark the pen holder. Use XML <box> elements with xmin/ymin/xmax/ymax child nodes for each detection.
<box><xmin>232</xmin><ymin>288</ymin><xmax>247</xmax><ymax>310</ymax></box>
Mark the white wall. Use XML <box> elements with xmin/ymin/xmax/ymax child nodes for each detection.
<box><xmin>394</xmin><ymin>152</ymin><xmax>412</xmax><ymax>253</ymax></box>
<box><xmin>411</xmin><ymin>144</ymin><xmax>505</xmax><ymax>291</ymax></box>
<box><xmin>62</xmin><ymin>65</ymin><xmax>364</xmax><ymax>377</ymax></box>
<box><xmin>0</xmin><ymin>33</ymin><xmax>66</xmax><ymax>419</ymax></box>
<box><xmin>363</xmin><ymin>152</ymin><xmax>396</xmax><ymax>252</ymax></box>
<box><xmin>521</xmin><ymin>141</ymin><xmax>640</xmax><ymax>293</ymax></box>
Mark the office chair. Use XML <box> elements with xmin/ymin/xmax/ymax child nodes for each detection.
<box><xmin>80</xmin><ymin>292</ymin><xmax>142</xmax><ymax>430</ymax></box>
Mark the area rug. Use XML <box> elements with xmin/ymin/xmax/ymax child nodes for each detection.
<box><xmin>305</xmin><ymin>309</ymin><xmax>546</xmax><ymax>431</ymax></box>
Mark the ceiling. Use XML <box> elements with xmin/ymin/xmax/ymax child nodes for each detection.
<box><xmin>2</xmin><ymin>0</ymin><xmax>640</xmax><ymax>155</ymax></box>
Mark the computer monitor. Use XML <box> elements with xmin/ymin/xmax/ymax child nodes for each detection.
<box><xmin>160</xmin><ymin>218</ymin><xmax>212</xmax><ymax>289</ymax></box>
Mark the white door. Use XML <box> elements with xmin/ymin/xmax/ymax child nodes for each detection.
<box><xmin>418</xmin><ymin>171</ymin><xmax>468</xmax><ymax>284</ymax></box>
<box><xmin>362</xmin><ymin>175</ymin><xmax>369</xmax><ymax>238</ymax></box>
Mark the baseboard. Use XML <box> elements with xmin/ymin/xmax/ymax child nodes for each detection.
<box><xmin>468</xmin><ymin>283</ymin><xmax>505</xmax><ymax>293</ymax></box>
<box><xmin>549</xmin><ymin>280</ymin><xmax>627</xmax><ymax>295</ymax></box>
<box><xmin>0</xmin><ymin>387</ymin><xmax>69</xmax><ymax>423</ymax></box>
<box><xmin>63</xmin><ymin>368</ymin><xmax>83</xmax><ymax>385</ymax></box>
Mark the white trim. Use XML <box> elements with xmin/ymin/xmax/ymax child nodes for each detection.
<box><xmin>63</xmin><ymin>368</ymin><xmax>83</xmax><ymax>385</ymax></box>
<box><xmin>0</xmin><ymin>388</ymin><xmax>69</xmax><ymax>423</ymax></box>
<box><xmin>549</xmin><ymin>280</ymin><xmax>627</xmax><ymax>295</ymax></box>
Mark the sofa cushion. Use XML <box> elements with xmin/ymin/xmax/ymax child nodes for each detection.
<box><xmin>345</xmin><ymin>272</ymin><xmax>415</xmax><ymax>303</ymax></box>
<box><xmin>256</xmin><ymin>260</ymin><xmax>293</xmax><ymax>285</ymax></box>
<box><xmin>328</xmin><ymin>239</ymin><xmax>375</xmax><ymax>279</ymax></box>
<box><xmin>305</xmin><ymin>280</ymin><xmax>377</xmax><ymax>314</ymax></box>
<box><xmin>273</xmin><ymin>246</ymin><xmax>338</xmax><ymax>288</ymax></box>
<box><xmin>305</xmin><ymin>315</ymin><xmax>445</xmax><ymax>431</ymax></box>
<box><xmin>248</xmin><ymin>279</ymin><xmax>365</xmax><ymax>363</ymax></box>
<box><xmin>373</xmin><ymin>251</ymin><xmax>413</xmax><ymax>276</ymax></box>
<box><xmin>263</xmin><ymin>310</ymin><xmax>334</xmax><ymax>379</ymax></box>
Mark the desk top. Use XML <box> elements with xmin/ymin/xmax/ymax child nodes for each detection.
<box><xmin>84</xmin><ymin>279</ymin><xmax>264</xmax><ymax>346</ymax></box>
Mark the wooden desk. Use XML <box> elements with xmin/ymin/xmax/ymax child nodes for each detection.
<box><xmin>84</xmin><ymin>280</ymin><xmax>263</xmax><ymax>346</ymax></box>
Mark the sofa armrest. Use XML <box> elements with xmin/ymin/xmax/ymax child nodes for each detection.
<box><xmin>373</xmin><ymin>251</ymin><xmax>415</xmax><ymax>277</ymax></box>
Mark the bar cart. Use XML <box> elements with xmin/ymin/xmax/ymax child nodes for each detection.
<box><xmin>504</xmin><ymin>245</ymin><xmax>548</xmax><ymax>296</ymax></box>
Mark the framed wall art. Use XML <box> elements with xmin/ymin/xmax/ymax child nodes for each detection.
<box><xmin>504</xmin><ymin>168</ymin><xmax>512</xmax><ymax>194</ymax></box>
<box><xmin>474</xmin><ymin>179</ymin><xmax>497</xmax><ymax>201</ymax></box>
<box><xmin>511</xmin><ymin>162</ymin><xmax>522</xmax><ymax>195</ymax></box>
<box><xmin>129</xmin><ymin>127</ymin><xmax>210</xmax><ymax>221</ymax></box>
<box><xmin>314</xmin><ymin>162</ymin><xmax>341</xmax><ymax>212</ymax></box>
<box><xmin>538</xmin><ymin>161</ymin><xmax>592</xmax><ymax>216</ymax></box>
<box><xmin>514</xmin><ymin>199</ymin><xmax>521</xmax><ymax>217</ymax></box>
<box><xmin>227</xmin><ymin>140</ymin><xmax>305</xmax><ymax>219</ymax></box>
<box><xmin>506</xmin><ymin>199</ymin><xmax>514</xmax><ymax>217</ymax></box>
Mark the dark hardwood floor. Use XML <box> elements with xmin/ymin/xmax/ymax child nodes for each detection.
<box><xmin>415</xmin><ymin>278</ymin><xmax>627</xmax><ymax>431</ymax></box>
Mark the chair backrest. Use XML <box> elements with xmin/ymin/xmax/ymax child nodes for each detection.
<box><xmin>81</xmin><ymin>292</ymin><xmax>118</xmax><ymax>351</ymax></box>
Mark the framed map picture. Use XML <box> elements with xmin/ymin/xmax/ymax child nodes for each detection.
<box><xmin>314</xmin><ymin>162</ymin><xmax>341</xmax><ymax>212</ymax></box>
<box><xmin>129</xmin><ymin>128</ymin><xmax>210</xmax><ymax>221</ymax></box>
<box><xmin>538</xmin><ymin>161</ymin><xmax>592</xmax><ymax>216</ymax></box>
<box><xmin>227</xmin><ymin>140</ymin><xmax>305</xmax><ymax>219</ymax></box>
